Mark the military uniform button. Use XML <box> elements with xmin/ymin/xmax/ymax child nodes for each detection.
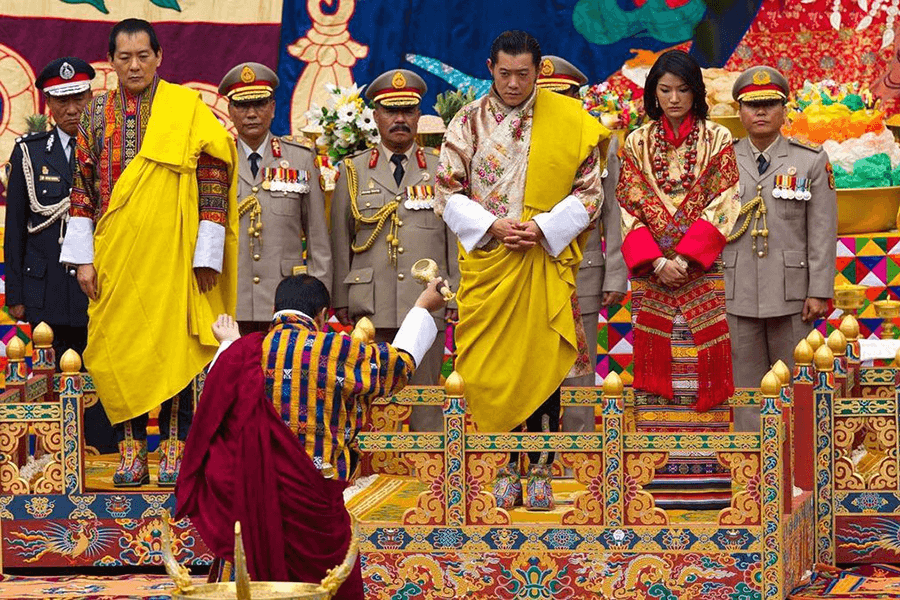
<box><xmin>355</xmin><ymin>277</ymin><xmax>360</xmax><ymax>282</ymax></box>
<box><xmin>253</xmin><ymin>254</ymin><xmax>260</xmax><ymax>261</ymax></box>
<box><xmin>253</xmin><ymin>276</ymin><xmax>260</xmax><ymax>284</ymax></box>
<box><xmin>252</xmin><ymin>186</ymin><xmax>259</xmax><ymax>193</ymax></box>
<box><xmin>365</xmin><ymin>202</ymin><xmax>371</xmax><ymax>207</ymax></box>
<box><xmin>398</xmin><ymin>247</ymin><xmax>404</xmax><ymax>254</ymax></box>
<box><xmin>800</xmin><ymin>261</ymin><xmax>806</xmax><ymax>267</ymax></box>
<box><xmin>398</xmin><ymin>220</ymin><xmax>403</xmax><ymax>227</ymax></box>
<box><xmin>587</xmin><ymin>260</ymin><xmax>593</xmax><ymax>266</ymax></box>
<box><xmin>398</xmin><ymin>273</ymin><xmax>405</xmax><ymax>281</ymax></box>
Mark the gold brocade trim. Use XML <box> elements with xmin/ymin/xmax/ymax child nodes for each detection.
<box><xmin>344</xmin><ymin>158</ymin><xmax>400</xmax><ymax>264</ymax></box>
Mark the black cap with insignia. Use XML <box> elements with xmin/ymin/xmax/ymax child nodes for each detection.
<box><xmin>35</xmin><ymin>57</ymin><xmax>95</xmax><ymax>97</ymax></box>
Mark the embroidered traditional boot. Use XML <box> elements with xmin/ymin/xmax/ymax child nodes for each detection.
<box><xmin>113</xmin><ymin>422</ymin><xmax>149</xmax><ymax>487</ymax></box>
<box><xmin>524</xmin><ymin>463</ymin><xmax>555</xmax><ymax>510</ymax></box>
<box><xmin>157</xmin><ymin>395</ymin><xmax>185</xmax><ymax>486</ymax></box>
<box><xmin>492</xmin><ymin>462</ymin><xmax>522</xmax><ymax>509</ymax></box>
<box><xmin>157</xmin><ymin>438</ymin><xmax>184</xmax><ymax>486</ymax></box>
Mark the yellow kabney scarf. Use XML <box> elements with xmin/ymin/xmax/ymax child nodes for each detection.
<box><xmin>86</xmin><ymin>80</ymin><xmax>239</xmax><ymax>425</ymax></box>
<box><xmin>456</xmin><ymin>89</ymin><xmax>608</xmax><ymax>432</ymax></box>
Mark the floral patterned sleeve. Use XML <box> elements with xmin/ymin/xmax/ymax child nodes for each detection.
<box><xmin>570</xmin><ymin>144</ymin><xmax>605</xmax><ymax>223</ymax></box>
<box><xmin>434</xmin><ymin>107</ymin><xmax>475</xmax><ymax>216</ymax></box>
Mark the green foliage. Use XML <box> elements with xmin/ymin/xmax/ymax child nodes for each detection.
<box><xmin>434</xmin><ymin>87</ymin><xmax>478</xmax><ymax>126</ymax></box>
<box><xmin>59</xmin><ymin>0</ymin><xmax>109</xmax><ymax>14</ymax></box>
<box><xmin>25</xmin><ymin>114</ymin><xmax>49</xmax><ymax>134</ymax></box>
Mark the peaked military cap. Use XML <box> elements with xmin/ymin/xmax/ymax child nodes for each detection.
<box><xmin>219</xmin><ymin>62</ymin><xmax>279</xmax><ymax>102</ymax></box>
<box><xmin>365</xmin><ymin>69</ymin><xmax>426</xmax><ymax>107</ymax></box>
<box><xmin>537</xmin><ymin>55</ymin><xmax>588</xmax><ymax>92</ymax></box>
<box><xmin>36</xmin><ymin>57</ymin><xmax>94</xmax><ymax>97</ymax></box>
<box><xmin>732</xmin><ymin>66</ymin><xmax>790</xmax><ymax>103</ymax></box>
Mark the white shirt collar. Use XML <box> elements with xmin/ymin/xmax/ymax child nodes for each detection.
<box><xmin>56</xmin><ymin>127</ymin><xmax>73</xmax><ymax>158</ymax></box>
<box><xmin>272</xmin><ymin>308</ymin><xmax>314</xmax><ymax>322</ymax></box>
<box><xmin>749</xmin><ymin>135</ymin><xmax>781</xmax><ymax>161</ymax></box>
<box><xmin>239</xmin><ymin>133</ymin><xmax>271</xmax><ymax>157</ymax></box>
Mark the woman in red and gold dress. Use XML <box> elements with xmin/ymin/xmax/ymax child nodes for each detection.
<box><xmin>617</xmin><ymin>49</ymin><xmax>741</xmax><ymax>511</ymax></box>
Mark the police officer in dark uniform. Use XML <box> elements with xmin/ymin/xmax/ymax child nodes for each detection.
<box><xmin>4</xmin><ymin>57</ymin><xmax>115</xmax><ymax>451</ymax></box>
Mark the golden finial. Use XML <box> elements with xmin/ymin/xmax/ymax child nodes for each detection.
<box><xmin>760</xmin><ymin>370</ymin><xmax>781</xmax><ymax>396</ymax></box>
<box><xmin>839</xmin><ymin>314</ymin><xmax>860</xmax><ymax>341</ymax></box>
<box><xmin>771</xmin><ymin>360</ymin><xmax>791</xmax><ymax>386</ymax></box>
<box><xmin>60</xmin><ymin>349</ymin><xmax>82</xmax><ymax>373</ymax></box>
<box><xmin>814</xmin><ymin>344</ymin><xmax>835</xmax><ymax>371</ymax></box>
<box><xmin>794</xmin><ymin>339</ymin><xmax>814</xmax><ymax>366</ymax></box>
<box><xmin>350</xmin><ymin>317</ymin><xmax>375</xmax><ymax>345</ymax></box>
<box><xmin>827</xmin><ymin>329</ymin><xmax>847</xmax><ymax>356</ymax></box>
<box><xmin>32</xmin><ymin>322</ymin><xmax>53</xmax><ymax>348</ymax></box>
<box><xmin>806</xmin><ymin>329</ymin><xmax>825</xmax><ymax>351</ymax></box>
<box><xmin>6</xmin><ymin>337</ymin><xmax>25</xmax><ymax>361</ymax></box>
<box><xmin>602</xmin><ymin>371</ymin><xmax>624</xmax><ymax>396</ymax></box>
<box><xmin>444</xmin><ymin>371</ymin><xmax>465</xmax><ymax>397</ymax></box>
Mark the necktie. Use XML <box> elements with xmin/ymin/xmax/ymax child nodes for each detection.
<box><xmin>390</xmin><ymin>153</ymin><xmax>405</xmax><ymax>186</ymax></box>
<box><xmin>249</xmin><ymin>152</ymin><xmax>261</xmax><ymax>179</ymax></box>
<box><xmin>757</xmin><ymin>153</ymin><xmax>769</xmax><ymax>175</ymax></box>
<box><xmin>67</xmin><ymin>138</ymin><xmax>76</xmax><ymax>171</ymax></box>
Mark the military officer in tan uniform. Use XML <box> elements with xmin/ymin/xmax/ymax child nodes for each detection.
<box><xmin>219</xmin><ymin>62</ymin><xmax>332</xmax><ymax>334</ymax></box>
<box><xmin>331</xmin><ymin>69</ymin><xmax>458</xmax><ymax>431</ymax></box>
<box><xmin>536</xmin><ymin>56</ymin><xmax>628</xmax><ymax>432</ymax></box>
<box><xmin>724</xmin><ymin>66</ymin><xmax>836</xmax><ymax>415</ymax></box>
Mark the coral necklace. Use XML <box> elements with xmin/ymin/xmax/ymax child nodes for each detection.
<box><xmin>652</xmin><ymin>119</ymin><xmax>700</xmax><ymax>194</ymax></box>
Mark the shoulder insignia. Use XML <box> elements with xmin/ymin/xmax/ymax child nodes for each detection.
<box><xmin>826</xmin><ymin>161</ymin><xmax>836</xmax><ymax>190</ymax></box>
<box><xmin>788</xmin><ymin>137</ymin><xmax>823</xmax><ymax>152</ymax></box>
<box><xmin>368</xmin><ymin>147</ymin><xmax>380</xmax><ymax>169</ymax></box>
<box><xmin>271</xmin><ymin>136</ymin><xmax>282</xmax><ymax>158</ymax></box>
<box><xmin>279</xmin><ymin>135</ymin><xmax>312</xmax><ymax>152</ymax></box>
<box><xmin>415</xmin><ymin>146</ymin><xmax>427</xmax><ymax>169</ymax></box>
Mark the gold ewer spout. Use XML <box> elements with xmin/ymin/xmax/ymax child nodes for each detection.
<box><xmin>411</xmin><ymin>258</ymin><xmax>455</xmax><ymax>301</ymax></box>
<box><xmin>160</xmin><ymin>511</ymin><xmax>361</xmax><ymax>599</ymax></box>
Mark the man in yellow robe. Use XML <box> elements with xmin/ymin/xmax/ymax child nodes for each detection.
<box><xmin>435</xmin><ymin>30</ymin><xmax>608</xmax><ymax>510</ymax></box>
<box><xmin>60</xmin><ymin>19</ymin><xmax>238</xmax><ymax>487</ymax></box>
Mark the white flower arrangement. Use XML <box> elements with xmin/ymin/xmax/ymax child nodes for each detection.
<box><xmin>305</xmin><ymin>83</ymin><xmax>380</xmax><ymax>163</ymax></box>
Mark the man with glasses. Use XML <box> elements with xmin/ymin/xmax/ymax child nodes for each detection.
<box><xmin>219</xmin><ymin>62</ymin><xmax>331</xmax><ymax>335</ymax></box>
<box><xmin>724</xmin><ymin>66</ymin><xmax>836</xmax><ymax>426</ymax></box>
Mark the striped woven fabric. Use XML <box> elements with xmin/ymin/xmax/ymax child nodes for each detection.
<box><xmin>632</xmin><ymin>276</ymin><xmax>733</xmax><ymax>512</ymax></box>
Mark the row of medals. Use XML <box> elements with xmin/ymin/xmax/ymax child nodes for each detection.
<box><xmin>772</xmin><ymin>175</ymin><xmax>811</xmax><ymax>201</ymax></box>
<box><xmin>261</xmin><ymin>167</ymin><xmax>309</xmax><ymax>193</ymax></box>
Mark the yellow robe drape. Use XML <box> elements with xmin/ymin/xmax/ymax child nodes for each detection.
<box><xmin>456</xmin><ymin>89</ymin><xmax>608</xmax><ymax>433</ymax></box>
<box><xmin>86</xmin><ymin>80</ymin><xmax>239</xmax><ymax>425</ymax></box>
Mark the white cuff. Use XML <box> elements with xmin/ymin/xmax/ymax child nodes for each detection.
<box><xmin>209</xmin><ymin>339</ymin><xmax>234</xmax><ymax>370</ymax></box>
<box><xmin>193</xmin><ymin>221</ymin><xmax>226</xmax><ymax>272</ymax></box>
<box><xmin>59</xmin><ymin>216</ymin><xmax>94</xmax><ymax>265</ymax></box>
<box><xmin>532</xmin><ymin>195</ymin><xmax>590</xmax><ymax>257</ymax></box>
<box><xmin>442</xmin><ymin>193</ymin><xmax>497</xmax><ymax>253</ymax></box>
<box><xmin>392</xmin><ymin>306</ymin><xmax>439</xmax><ymax>367</ymax></box>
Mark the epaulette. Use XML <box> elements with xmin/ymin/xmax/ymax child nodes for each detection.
<box><xmin>345</xmin><ymin>146</ymin><xmax>375</xmax><ymax>163</ymax></box>
<box><xmin>428</xmin><ymin>147</ymin><xmax>440</xmax><ymax>156</ymax></box>
<box><xmin>280</xmin><ymin>135</ymin><xmax>312</xmax><ymax>151</ymax></box>
<box><xmin>788</xmin><ymin>137</ymin><xmax>823</xmax><ymax>152</ymax></box>
<box><xmin>15</xmin><ymin>130</ymin><xmax>51</xmax><ymax>144</ymax></box>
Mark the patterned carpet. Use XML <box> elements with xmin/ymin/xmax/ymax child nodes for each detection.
<box><xmin>790</xmin><ymin>564</ymin><xmax>900</xmax><ymax>599</ymax></box>
<box><xmin>0</xmin><ymin>573</ymin><xmax>206</xmax><ymax>599</ymax></box>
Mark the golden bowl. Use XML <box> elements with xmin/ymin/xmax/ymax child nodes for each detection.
<box><xmin>710</xmin><ymin>115</ymin><xmax>746</xmax><ymax>140</ymax></box>
<box><xmin>874</xmin><ymin>299</ymin><xmax>900</xmax><ymax>318</ymax></box>
<box><xmin>836</xmin><ymin>186</ymin><xmax>900</xmax><ymax>234</ymax></box>
<box><xmin>834</xmin><ymin>283</ymin><xmax>866</xmax><ymax>313</ymax></box>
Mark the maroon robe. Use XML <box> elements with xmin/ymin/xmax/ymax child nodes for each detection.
<box><xmin>175</xmin><ymin>333</ymin><xmax>363</xmax><ymax>599</ymax></box>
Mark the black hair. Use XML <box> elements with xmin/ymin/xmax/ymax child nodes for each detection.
<box><xmin>644</xmin><ymin>49</ymin><xmax>709</xmax><ymax>121</ymax></box>
<box><xmin>274</xmin><ymin>275</ymin><xmax>331</xmax><ymax>317</ymax></box>
<box><xmin>489</xmin><ymin>30</ymin><xmax>541</xmax><ymax>68</ymax></box>
<box><xmin>108</xmin><ymin>18</ymin><xmax>161</xmax><ymax>57</ymax></box>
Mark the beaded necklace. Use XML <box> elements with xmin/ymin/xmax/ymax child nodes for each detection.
<box><xmin>652</xmin><ymin>119</ymin><xmax>700</xmax><ymax>194</ymax></box>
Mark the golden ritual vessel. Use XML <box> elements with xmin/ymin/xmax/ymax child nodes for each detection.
<box><xmin>160</xmin><ymin>511</ymin><xmax>358</xmax><ymax>600</ymax></box>
<box><xmin>874</xmin><ymin>299</ymin><xmax>900</xmax><ymax>339</ymax></box>
<box><xmin>411</xmin><ymin>258</ymin><xmax>455</xmax><ymax>301</ymax></box>
<box><xmin>833</xmin><ymin>283</ymin><xmax>867</xmax><ymax>316</ymax></box>
<box><xmin>836</xmin><ymin>186</ymin><xmax>900</xmax><ymax>234</ymax></box>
